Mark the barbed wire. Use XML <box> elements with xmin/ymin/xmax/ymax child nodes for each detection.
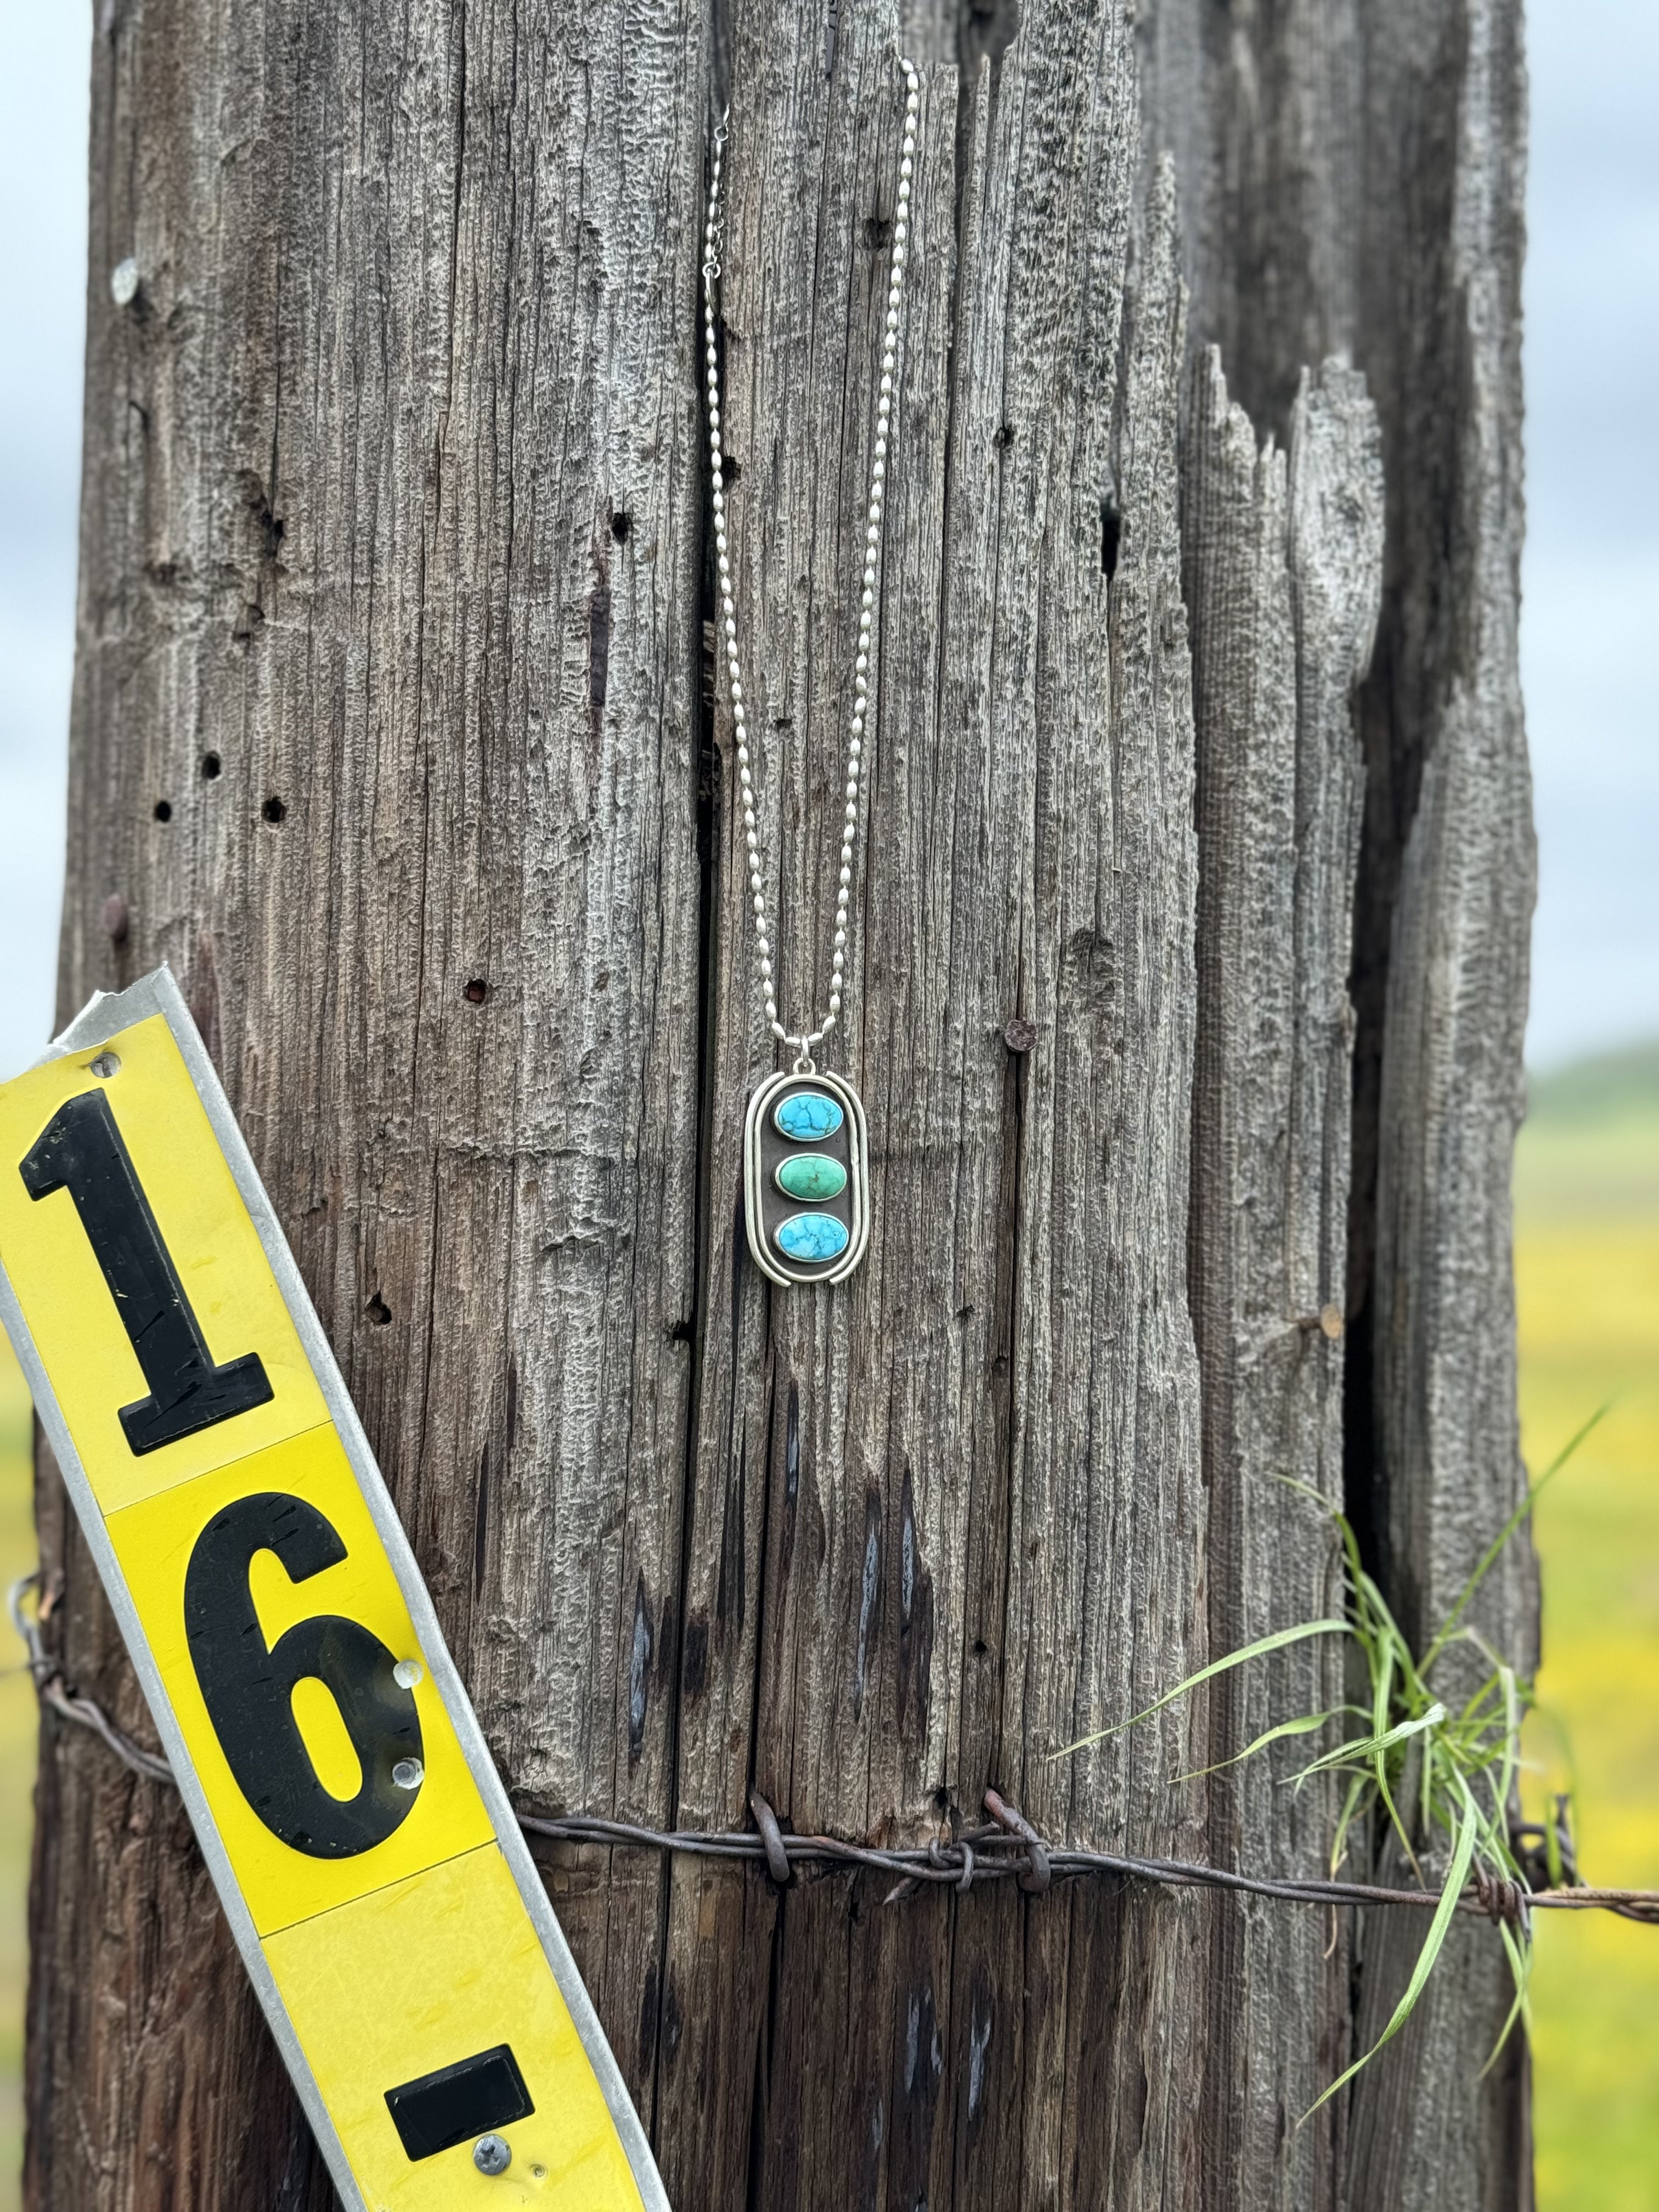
<box><xmin>11</xmin><ymin>1577</ymin><xmax>173</xmax><ymax>1786</ymax></box>
<box><xmin>12</xmin><ymin>1576</ymin><xmax>1659</xmax><ymax>1930</ymax></box>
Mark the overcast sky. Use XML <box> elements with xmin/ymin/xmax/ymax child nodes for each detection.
<box><xmin>0</xmin><ymin>3</ymin><xmax>1654</xmax><ymax>1082</ymax></box>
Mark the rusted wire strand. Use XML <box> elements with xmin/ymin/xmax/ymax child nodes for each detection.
<box><xmin>10</xmin><ymin>1575</ymin><xmax>173</xmax><ymax>1786</ymax></box>
<box><xmin>13</xmin><ymin>1576</ymin><xmax>1659</xmax><ymax>1930</ymax></box>
<box><xmin>520</xmin><ymin>1811</ymin><xmax>1659</xmax><ymax>1928</ymax></box>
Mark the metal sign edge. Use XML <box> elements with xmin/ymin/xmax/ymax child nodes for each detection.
<box><xmin>5</xmin><ymin>968</ymin><xmax>672</xmax><ymax>2212</ymax></box>
<box><xmin>0</xmin><ymin>1255</ymin><xmax>368</xmax><ymax>2210</ymax></box>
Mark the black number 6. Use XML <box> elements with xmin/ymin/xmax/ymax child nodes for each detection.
<box><xmin>185</xmin><ymin>1492</ymin><xmax>424</xmax><ymax>1858</ymax></box>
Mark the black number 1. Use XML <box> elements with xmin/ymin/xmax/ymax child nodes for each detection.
<box><xmin>21</xmin><ymin>1087</ymin><xmax>274</xmax><ymax>1454</ymax></box>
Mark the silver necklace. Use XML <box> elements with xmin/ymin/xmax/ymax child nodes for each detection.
<box><xmin>703</xmin><ymin>54</ymin><xmax>921</xmax><ymax>1288</ymax></box>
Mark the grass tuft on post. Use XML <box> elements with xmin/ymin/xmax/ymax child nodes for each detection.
<box><xmin>1057</xmin><ymin>1406</ymin><xmax>1611</xmax><ymax>2108</ymax></box>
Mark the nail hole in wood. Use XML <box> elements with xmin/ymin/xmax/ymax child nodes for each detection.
<box><xmin>721</xmin><ymin>455</ymin><xmax>741</xmax><ymax>485</ymax></box>
<box><xmin>200</xmin><ymin>751</ymin><xmax>222</xmax><ymax>779</ymax></box>
<box><xmin>153</xmin><ymin>799</ymin><xmax>172</xmax><ymax>822</ymax></box>
<box><xmin>611</xmin><ymin>511</ymin><xmax>632</xmax><ymax>543</ymax></box>
<box><xmin>262</xmin><ymin>795</ymin><xmax>286</xmax><ymax>825</ymax></box>
<box><xmin>1101</xmin><ymin>495</ymin><xmax>1122</xmax><ymax>579</ymax></box>
<box><xmin>465</xmin><ymin>978</ymin><xmax>489</xmax><ymax>1005</ymax></box>
<box><xmin>366</xmin><ymin>1293</ymin><xmax>392</xmax><ymax>1326</ymax></box>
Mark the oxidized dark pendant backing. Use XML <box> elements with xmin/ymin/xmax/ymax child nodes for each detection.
<box><xmin>742</xmin><ymin>1068</ymin><xmax>869</xmax><ymax>1288</ymax></box>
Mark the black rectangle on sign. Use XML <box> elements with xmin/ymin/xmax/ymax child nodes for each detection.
<box><xmin>384</xmin><ymin>2042</ymin><xmax>535</xmax><ymax>2161</ymax></box>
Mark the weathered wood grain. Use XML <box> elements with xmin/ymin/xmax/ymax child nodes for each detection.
<box><xmin>31</xmin><ymin>0</ymin><xmax>1533</xmax><ymax>2205</ymax></box>
<box><xmin>663</xmin><ymin>5</ymin><xmax>1212</xmax><ymax>2199</ymax></box>
<box><xmin>1183</xmin><ymin>347</ymin><xmax>1383</xmax><ymax>2208</ymax></box>
<box><xmin>1346</xmin><ymin>1</ymin><xmax>1537</xmax><ymax>2184</ymax></box>
<box><xmin>36</xmin><ymin>0</ymin><xmax>707</xmax><ymax>2200</ymax></box>
<box><xmin>1138</xmin><ymin>0</ymin><xmax>1537</xmax><ymax>2201</ymax></box>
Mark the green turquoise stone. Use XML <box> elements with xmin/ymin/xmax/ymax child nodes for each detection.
<box><xmin>774</xmin><ymin>1090</ymin><xmax>844</xmax><ymax>1142</ymax></box>
<box><xmin>775</xmin><ymin>1212</ymin><xmax>850</xmax><ymax>1263</ymax></box>
<box><xmin>775</xmin><ymin>1153</ymin><xmax>847</xmax><ymax>1202</ymax></box>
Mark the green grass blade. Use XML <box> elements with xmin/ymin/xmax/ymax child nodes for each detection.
<box><xmin>1480</xmin><ymin>1918</ymin><xmax>1533</xmax><ymax>2076</ymax></box>
<box><xmin>1422</xmin><ymin>1403</ymin><xmax>1611</xmax><ymax>1675</ymax></box>
<box><xmin>1493</xmin><ymin>1666</ymin><xmax>1520</xmax><ymax>1833</ymax></box>
<box><xmin>1291</xmin><ymin>1702</ymin><xmax>1447</xmax><ymax>1785</ymax></box>
<box><xmin>1361</xmin><ymin>1621</ymin><xmax>1421</xmax><ymax>1878</ymax></box>
<box><xmin>1050</xmin><ymin>1620</ymin><xmax>1349</xmax><ymax>1759</ymax></box>
<box><xmin>1175</xmin><ymin>1707</ymin><xmax>1352</xmax><ymax>1783</ymax></box>
<box><xmin>1300</xmin><ymin>1782</ymin><xmax>1482</xmax><ymax>2120</ymax></box>
<box><xmin>1329</xmin><ymin>1771</ymin><xmax>1371</xmax><ymax>1879</ymax></box>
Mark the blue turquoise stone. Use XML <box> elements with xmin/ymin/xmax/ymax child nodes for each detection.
<box><xmin>775</xmin><ymin>1212</ymin><xmax>850</xmax><ymax>1263</ymax></box>
<box><xmin>774</xmin><ymin>1090</ymin><xmax>844</xmax><ymax>1142</ymax></box>
<box><xmin>775</xmin><ymin>1153</ymin><xmax>847</xmax><ymax>1201</ymax></box>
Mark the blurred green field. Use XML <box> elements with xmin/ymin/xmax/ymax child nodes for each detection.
<box><xmin>0</xmin><ymin>1057</ymin><xmax>1654</xmax><ymax>2207</ymax></box>
<box><xmin>1519</xmin><ymin>1055</ymin><xmax>1659</xmax><ymax>2211</ymax></box>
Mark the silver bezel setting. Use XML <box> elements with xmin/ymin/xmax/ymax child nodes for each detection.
<box><xmin>742</xmin><ymin>1066</ymin><xmax>870</xmax><ymax>1288</ymax></box>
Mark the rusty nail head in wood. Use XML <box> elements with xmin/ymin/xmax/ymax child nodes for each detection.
<box><xmin>1003</xmin><ymin>1016</ymin><xmax>1038</xmax><ymax>1054</ymax></box>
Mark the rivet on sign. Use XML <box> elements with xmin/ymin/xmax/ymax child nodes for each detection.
<box><xmin>473</xmin><ymin>2135</ymin><xmax>512</xmax><ymax>2176</ymax></box>
<box><xmin>392</xmin><ymin>1660</ymin><xmax>423</xmax><ymax>1690</ymax></box>
<box><xmin>1319</xmin><ymin>1304</ymin><xmax>1344</xmax><ymax>1340</ymax></box>
<box><xmin>110</xmin><ymin>257</ymin><xmax>140</xmax><ymax>307</ymax></box>
<box><xmin>88</xmin><ymin>1052</ymin><xmax>121</xmax><ymax>1081</ymax></box>
<box><xmin>101</xmin><ymin>893</ymin><xmax>129</xmax><ymax>944</ymax></box>
<box><xmin>391</xmin><ymin>1758</ymin><xmax>424</xmax><ymax>1791</ymax></box>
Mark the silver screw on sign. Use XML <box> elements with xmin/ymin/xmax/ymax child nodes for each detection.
<box><xmin>473</xmin><ymin>2135</ymin><xmax>512</xmax><ymax>2176</ymax></box>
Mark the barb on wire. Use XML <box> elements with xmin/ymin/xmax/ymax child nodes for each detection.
<box><xmin>13</xmin><ymin>1570</ymin><xmax>1659</xmax><ymax>1929</ymax></box>
<box><xmin>10</xmin><ymin>1573</ymin><xmax>174</xmax><ymax>1787</ymax></box>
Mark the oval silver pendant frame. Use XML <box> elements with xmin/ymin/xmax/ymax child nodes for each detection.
<box><xmin>743</xmin><ymin>1067</ymin><xmax>870</xmax><ymax>1288</ymax></box>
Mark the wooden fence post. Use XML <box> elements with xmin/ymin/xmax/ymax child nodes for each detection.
<box><xmin>27</xmin><ymin>2</ymin><xmax>1532</xmax><ymax>2205</ymax></box>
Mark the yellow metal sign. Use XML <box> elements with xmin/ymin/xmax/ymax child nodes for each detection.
<box><xmin>0</xmin><ymin>970</ymin><xmax>667</xmax><ymax>2212</ymax></box>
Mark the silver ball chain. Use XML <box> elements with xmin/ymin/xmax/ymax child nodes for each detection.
<box><xmin>702</xmin><ymin>57</ymin><xmax>921</xmax><ymax>1069</ymax></box>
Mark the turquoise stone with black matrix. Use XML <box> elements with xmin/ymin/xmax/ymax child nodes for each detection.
<box><xmin>775</xmin><ymin>1212</ymin><xmax>850</xmax><ymax>1263</ymax></box>
<box><xmin>774</xmin><ymin>1091</ymin><xmax>844</xmax><ymax>1142</ymax></box>
<box><xmin>775</xmin><ymin>1153</ymin><xmax>847</xmax><ymax>1201</ymax></box>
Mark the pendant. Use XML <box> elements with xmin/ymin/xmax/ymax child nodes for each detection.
<box><xmin>743</xmin><ymin>1064</ymin><xmax>870</xmax><ymax>1287</ymax></box>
